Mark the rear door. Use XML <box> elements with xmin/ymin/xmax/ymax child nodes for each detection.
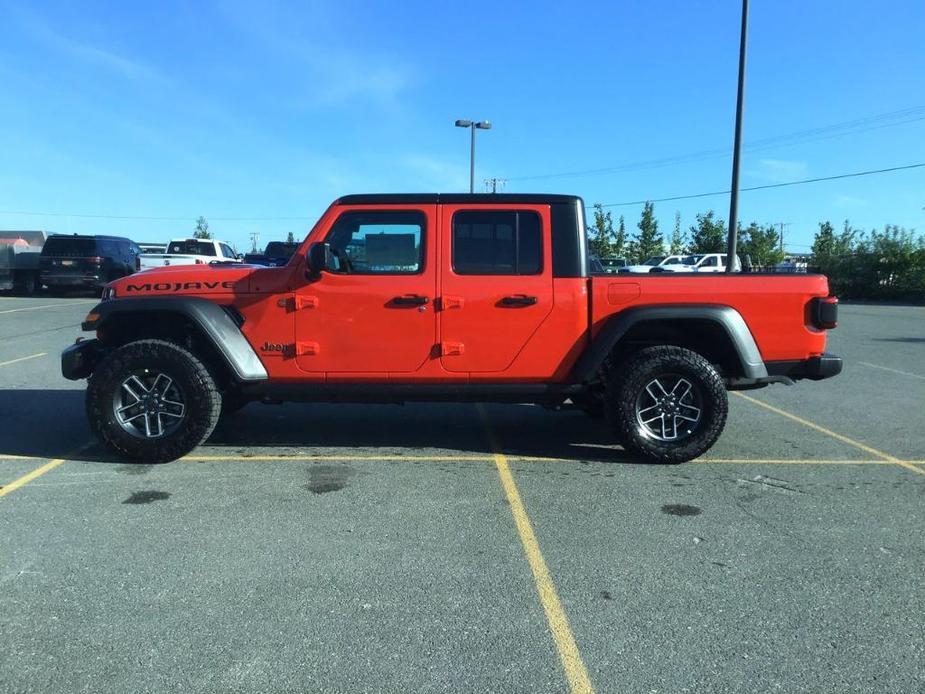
<box><xmin>439</xmin><ymin>204</ymin><xmax>553</xmax><ymax>372</ymax></box>
<box><xmin>295</xmin><ymin>205</ymin><xmax>437</xmax><ymax>373</ymax></box>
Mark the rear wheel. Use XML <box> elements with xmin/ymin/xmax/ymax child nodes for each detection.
<box><xmin>606</xmin><ymin>346</ymin><xmax>727</xmax><ymax>464</ymax></box>
<box><xmin>15</xmin><ymin>272</ymin><xmax>37</xmax><ymax>296</ymax></box>
<box><xmin>86</xmin><ymin>339</ymin><xmax>222</xmax><ymax>463</ymax></box>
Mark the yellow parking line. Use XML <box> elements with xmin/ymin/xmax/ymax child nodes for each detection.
<box><xmin>858</xmin><ymin>361</ymin><xmax>925</xmax><ymax>381</ymax></box>
<box><xmin>0</xmin><ymin>458</ymin><xmax>67</xmax><ymax>497</ymax></box>
<box><xmin>476</xmin><ymin>405</ymin><xmax>595</xmax><ymax>694</ymax></box>
<box><xmin>183</xmin><ymin>454</ymin><xmax>495</xmax><ymax>462</ymax></box>
<box><xmin>733</xmin><ymin>392</ymin><xmax>924</xmax><ymax>476</ymax></box>
<box><xmin>0</xmin><ymin>444</ymin><xmax>91</xmax><ymax>497</ymax></box>
<box><xmin>0</xmin><ymin>301</ymin><xmax>95</xmax><ymax>315</ymax></box>
<box><xmin>0</xmin><ymin>352</ymin><xmax>46</xmax><ymax>368</ymax></box>
<box><xmin>179</xmin><ymin>453</ymin><xmax>925</xmax><ymax>466</ymax></box>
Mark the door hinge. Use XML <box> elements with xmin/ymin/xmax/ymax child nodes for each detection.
<box><xmin>277</xmin><ymin>295</ymin><xmax>319</xmax><ymax>311</ymax></box>
<box><xmin>441</xmin><ymin>341</ymin><xmax>464</xmax><ymax>357</ymax></box>
<box><xmin>296</xmin><ymin>341</ymin><xmax>320</xmax><ymax>356</ymax></box>
<box><xmin>440</xmin><ymin>295</ymin><xmax>464</xmax><ymax>310</ymax></box>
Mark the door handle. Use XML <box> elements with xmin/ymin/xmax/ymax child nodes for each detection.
<box><xmin>499</xmin><ymin>295</ymin><xmax>538</xmax><ymax>307</ymax></box>
<box><xmin>390</xmin><ymin>295</ymin><xmax>429</xmax><ymax>307</ymax></box>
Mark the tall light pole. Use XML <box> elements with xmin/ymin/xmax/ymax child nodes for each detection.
<box><xmin>455</xmin><ymin>119</ymin><xmax>491</xmax><ymax>193</ymax></box>
<box><xmin>726</xmin><ymin>0</ymin><xmax>748</xmax><ymax>272</ymax></box>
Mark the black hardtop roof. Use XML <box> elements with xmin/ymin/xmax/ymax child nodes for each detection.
<box><xmin>335</xmin><ymin>193</ymin><xmax>583</xmax><ymax>206</ymax></box>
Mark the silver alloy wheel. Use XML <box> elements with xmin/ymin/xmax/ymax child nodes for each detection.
<box><xmin>113</xmin><ymin>371</ymin><xmax>186</xmax><ymax>439</ymax></box>
<box><xmin>634</xmin><ymin>374</ymin><xmax>703</xmax><ymax>442</ymax></box>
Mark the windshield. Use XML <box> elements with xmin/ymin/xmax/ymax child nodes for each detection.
<box><xmin>167</xmin><ymin>240</ymin><xmax>216</xmax><ymax>256</ymax></box>
<box><xmin>41</xmin><ymin>237</ymin><xmax>98</xmax><ymax>257</ymax></box>
<box><xmin>642</xmin><ymin>256</ymin><xmax>666</xmax><ymax>266</ymax></box>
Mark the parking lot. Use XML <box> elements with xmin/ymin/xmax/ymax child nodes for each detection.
<box><xmin>0</xmin><ymin>295</ymin><xmax>922</xmax><ymax>693</ymax></box>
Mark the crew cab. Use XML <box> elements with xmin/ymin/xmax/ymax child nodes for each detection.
<box><xmin>62</xmin><ymin>194</ymin><xmax>841</xmax><ymax>464</ymax></box>
<box><xmin>138</xmin><ymin>238</ymin><xmax>240</xmax><ymax>270</ymax></box>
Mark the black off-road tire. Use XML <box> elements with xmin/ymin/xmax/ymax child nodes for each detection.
<box><xmin>86</xmin><ymin>339</ymin><xmax>222</xmax><ymax>463</ymax></box>
<box><xmin>605</xmin><ymin>346</ymin><xmax>728</xmax><ymax>464</ymax></box>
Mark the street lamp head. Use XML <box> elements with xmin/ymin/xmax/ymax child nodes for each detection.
<box><xmin>475</xmin><ymin>121</ymin><xmax>492</xmax><ymax>130</ymax></box>
<box><xmin>455</xmin><ymin>119</ymin><xmax>472</xmax><ymax>128</ymax></box>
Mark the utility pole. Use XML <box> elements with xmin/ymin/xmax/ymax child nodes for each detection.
<box><xmin>249</xmin><ymin>231</ymin><xmax>260</xmax><ymax>252</ymax></box>
<box><xmin>725</xmin><ymin>0</ymin><xmax>749</xmax><ymax>273</ymax></box>
<box><xmin>484</xmin><ymin>178</ymin><xmax>506</xmax><ymax>193</ymax></box>
<box><xmin>777</xmin><ymin>222</ymin><xmax>791</xmax><ymax>253</ymax></box>
<box><xmin>455</xmin><ymin>120</ymin><xmax>492</xmax><ymax>193</ymax></box>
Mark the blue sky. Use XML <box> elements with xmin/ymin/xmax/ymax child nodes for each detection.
<box><xmin>1</xmin><ymin>0</ymin><xmax>923</xmax><ymax>252</ymax></box>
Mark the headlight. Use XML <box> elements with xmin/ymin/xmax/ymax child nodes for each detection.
<box><xmin>101</xmin><ymin>286</ymin><xmax>117</xmax><ymax>301</ymax></box>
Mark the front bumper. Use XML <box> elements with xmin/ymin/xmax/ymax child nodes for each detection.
<box><xmin>61</xmin><ymin>339</ymin><xmax>107</xmax><ymax>380</ymax></box>
<box><xmin>766</xmin><ymin>353</ymin><xmax>843</xmax><ymax>381</ymax></box>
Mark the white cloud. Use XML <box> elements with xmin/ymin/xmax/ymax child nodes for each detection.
<box><xmin>216</xmin><ymin>2</ymin><xmax>412</xmax><ymax>108</ymax></box>
<box><xmin>15</xmin><ymin>9</ymin><xmax>164</xmax><ymax>83</ymax></box>
<box><xmin>750</xmin><ymin>159</ymin><xmax>808</xmax><ymax>183</ymax></box>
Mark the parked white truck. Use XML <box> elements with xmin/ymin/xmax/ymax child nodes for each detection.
<box><xmin>620</xmin><ymin>253</ymin><xmax>742</xmax><ymax>273</ymax></box>
<box><xmin>137</xmin><ymin>239</ymin><xmax>241</xmax><ymax>270</ymax></box>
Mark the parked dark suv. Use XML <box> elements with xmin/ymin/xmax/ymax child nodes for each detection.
<box><xmin>40</xmin><ymin>235</ymin><xmax>140</xmax><ymax>294</ymax></box>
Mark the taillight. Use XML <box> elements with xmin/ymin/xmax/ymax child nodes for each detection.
<box><xmin>811</xmin><ymin>296</ymin><xmax>838</xmax><ymax>329</ymax></box>
<box><xmin>195</xmin><ymin>259</ymin><xmax>204</xmax><ymax>264</ymax></box>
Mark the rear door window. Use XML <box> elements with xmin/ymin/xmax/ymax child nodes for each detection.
<box><xmin>452</xmin><ymin>210</ymin><xmax>542</xmax><ymax>275</ymax></box>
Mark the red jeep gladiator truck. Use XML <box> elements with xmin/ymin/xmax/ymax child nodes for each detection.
<box><xmin>61</xmin><ymin>194</ymin><xmax>841</xmax><ymax>464</ymax></box>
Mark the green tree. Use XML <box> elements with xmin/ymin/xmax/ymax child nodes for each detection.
<box><xmin>286</xmin><ymin>231</ymin><xmax>296</xmax><ymax>244</ymax></box>
<box><xmin>614</xmin><ymin>215</ymin><xmax>627</xmax><ymax>259</ymax></box>
<box><xmin>811</xmin><ymin>220</ymin><xmax>856</xmax><ymax>280</ymax></box>
<box><xmin>634</xmin><ymin>201</ymin><xmax>663</xmax><ymax>260</ymax></box>
<box><xmin>740</xmin><ymin>222</ymin><xmax>785</xmax><ymax>267</ymax></box>
<box><xmin>689</xmin><ymin>211</ymin><xmax>726</xmax><ymax>253</ymax></box>
<box><xmin>588</xmin><ymin>203</ymin><xmax>615</xmax><ymax>258</ymax></box>
<box><xmin>194</xmin><ymin>216</ymin><xmax>211</xmax><ymax>239</ymax></box>
<box><xmin>669</xmin><ymin>211</ymin><xmax>686</xmax><ymax>254</ymax></box>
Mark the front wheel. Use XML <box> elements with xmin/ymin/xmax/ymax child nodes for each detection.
<box><xmin>86</xmin><ymin>339</ymin><xmax>222</xmax><ymax>463</ymax></box>
<box><xmin>606</xmin><ymin>346</ymin><xmax>728</xmax><ymax>464</ymax></box>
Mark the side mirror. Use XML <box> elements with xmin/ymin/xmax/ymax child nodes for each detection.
<box><xmin>307</xmin><ymin>242</ymin><xmax>334</xmax><ymax>279</ymax></box>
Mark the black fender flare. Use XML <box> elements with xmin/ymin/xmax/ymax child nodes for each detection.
<box><xmin>571</xmin><ymin>304</ymin><xmax>768</xmax><ymax>383</ymax></box>
<box><xmin>83</xmin><ymin>297</ymin><xmax>268</xmax><ymax>381</ymax></box>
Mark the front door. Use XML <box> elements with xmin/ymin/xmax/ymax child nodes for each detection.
<box><xmin>295</xmin><ymin>205</ymin><xmax>437</xmax><ymax>373</ymax></box>
<box><xmin>439</xmin><ymin>204</ymin><xmax>554</xmax><ymax>372</ymax></box>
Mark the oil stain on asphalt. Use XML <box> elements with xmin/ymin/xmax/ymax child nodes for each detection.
<box><xmin>123</xmin><ymin>490</ymin><xmax>171</xmax><ymax>504</ymax></box>
<box><xmin>304</xmin><ymin>465</ymin><xmax>352</xmax><ymax>495</ymax></box>
<box><xmin>661</xmin><ymin>503</ymin><xmax>702</xmax><ymax>516</ymax></box>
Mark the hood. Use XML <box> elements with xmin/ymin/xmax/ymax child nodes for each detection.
<box><xmin>109</xmin><ymin>263</ymin><xmax>263</xmax><ymax>298</ymax></box>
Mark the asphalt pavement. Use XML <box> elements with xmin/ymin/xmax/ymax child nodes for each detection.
<box><xmin>0</xmin><ymin>295</ymin><xmax>922</xmax><ymax>693</ymax></box>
